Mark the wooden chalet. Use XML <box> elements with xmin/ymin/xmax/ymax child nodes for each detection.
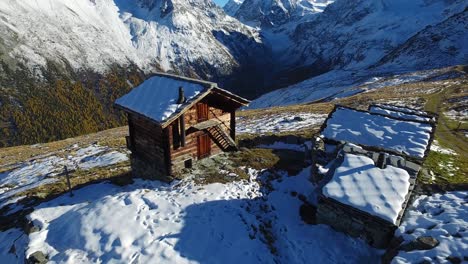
<box><xmin>114</xmin><ymin>73</ymin><xmax>250</xmax><ymax>181</ymax></box>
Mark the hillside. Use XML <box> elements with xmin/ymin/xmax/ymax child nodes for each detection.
<box><xmin>0</xmin><ymin>74</ymin><xmax>466</xmax><ymax>263</ymax></box>
<box><xmin>1</xmin><ymin>0</ymin><xmax>467</xmax><ymax>148</ymax></box>
<box><xmin>0</xmin><ymin>0</ymin><xmax>270</xmax><ymax>147</ymax></box>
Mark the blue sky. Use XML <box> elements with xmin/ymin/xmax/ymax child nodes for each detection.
<box><xmin>214</xmin><ymin>0</ymin><xmax>229</xmax><ymax>7</ymax></box>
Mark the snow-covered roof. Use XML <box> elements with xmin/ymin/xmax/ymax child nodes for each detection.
<box><xmin>115</xmin><ymin>73</ymin><xmax>249</xmax><ymax>126</ymax></box>
<box><xmin>321</xmin><ymin>107</ymin><xmax>433</xmax><ymax>158</ymax></box>
<box><xmin>371</xmin><ymin>104</ymin><xmax>432</xmax><ymax>116</ymax></box>
<box><xmin>369</xmin><ymin>104</ymin><xmax>436</xmax><ymax>123</ymax></box>
<box><xmin>323</xmin><ymin>153</ymin><xmax>411</xmax><ymax>224</ymax></box>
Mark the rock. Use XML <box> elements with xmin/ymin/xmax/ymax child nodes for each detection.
<box><xmin>23</xmin><ymin>221</ymin><xmax>39</xmax><ymax>234</ymax></box>
<box><xmin>400</xmin><ymin>236</ymin><xmax>440</xmax><ymax>251</ymax></box>
<box><xmin>299</xmin><ymin>203</ymin><xmax>317</xmax><ymax>225</ymax></box>
<box><xmin>27</xmin><ymin>251</ymin><xmax>48</xmax><ymax>264</ymax></box>
<box><xmin>446</xmin><ymin>256</ymin><xmax>462</xmax><ymax>264</ymax></box>
<box><xmin>381</xmin><ymin>236</ymin><xmax>404</xmax><ymax>264</ymax></box>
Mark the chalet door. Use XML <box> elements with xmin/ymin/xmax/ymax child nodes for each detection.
<box><xmin>197</xmin><ymin>133</ymin><xmax>211</xmax><ymax>159</ymax></box>
<box><xmin>197</xmin><ymin>103</ymin><xmax>209</xmax><ymax>122</ymax></box>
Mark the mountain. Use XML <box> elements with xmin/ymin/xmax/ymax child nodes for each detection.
<box><xmin>246</xmin><ymin>0</ymin><xmax>468</xmax><ymax>108</ymax></box>
<box><xmin>374</xmin><ymin>10</ymin><xmax>468</xmax><ymax>72</ymax></box>
<box><xmin>0</xmin><ymin>0</ymin><xmax>269</xmax><ymax>85</ymax></box>
<box><xmin>224</xmin><ymin>0</ymin><xmax>244</xmax><ymax>16</ymax></box>
<box><xmin>230</xmin><ymin>0</ymin><xmax>333</xmax><ymax>28</ymax></box>
<box><xmin>0</xmin><ymin>0</ymin><xmax>272</xmax><ymax>147</ymax></box>
<box><xmin>288</xmin><ymin>0</ymin><xmax>467</xmax><ymax>73</ymax></box>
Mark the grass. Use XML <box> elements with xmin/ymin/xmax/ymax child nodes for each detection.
<box><xmin>10</xmin><ymin>160</ymin><xmax>131</xmax><ymax>202</ymax></box>
<box><xmin>420</xmin><ymin>81</ymin><xmax>468</xmax><ymax>185</ymax></box>
<box><xmin>423</xmin><ymin>152</ymin><xmax>467</xmax><ymax>185</ymax></box>
<box><xmin>0</xmin><ymin>126</ymin><xmax>128</xmax><ymax>168</ymax></box>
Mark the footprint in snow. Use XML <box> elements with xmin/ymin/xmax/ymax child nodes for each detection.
<box><xmin>123</xmin><ymin>197</ymin><xmax>132</xmax><ymax>206</ymax></box>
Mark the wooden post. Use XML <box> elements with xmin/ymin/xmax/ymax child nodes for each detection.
<box><xmin>163</xmin><ymin>127</ymin><xmax>172</xmax><ymax>175</ymax></box>
<box><xmin>128</xmin><ymin>114</ymin><xmax>136</xmax><ymax>151</ymax></box>
<box><xmin>230</xmin><ymin>111</ymin><xmax>236</xmax><ymax>141</ymax></box>
<box><xmin>64</xmin><ymin>166</ymin><xmax>73</xmax><ymax>197</ymax></box>
<box><xmin>179</xmin><ymin>114</ymin><xmax>186</xmax><ymax>147</ymax></box>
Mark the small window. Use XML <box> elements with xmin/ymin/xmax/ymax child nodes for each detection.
<box><xmin>184</xmin><ymin>159</ymin><xmax>193</xmax><ymax>169</ymax></box>
<box><xmin>172</xmin><ymin>122</ymin><xmax>180</xmax><ymax>149</ymax></box>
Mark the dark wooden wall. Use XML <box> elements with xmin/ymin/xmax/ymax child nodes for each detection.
<box><xmin>128</xmin><ymin>114</ymin><xmax>169</xmax><ymax>176</ymax></box>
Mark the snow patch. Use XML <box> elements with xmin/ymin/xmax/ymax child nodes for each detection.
<box><xmin>394</xmin><ymin>191</ymin><xmax>468</xmax><ymax>263</ymax></box>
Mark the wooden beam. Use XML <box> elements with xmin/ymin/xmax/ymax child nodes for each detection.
<box><xmin>128</xmin><ymin>114</ymin><xmax>136</xmax><ymax>151</ymax></box>
<box><xmin>163</xmin><ymin>127</ymin><xmax>172</xmax><ymax>175</ymax></box>
<box><xmin>230</xmin><ymin>111</ymin><xmax>236</xmax><ymax>141</ymax></box>
<box><xmin>179</xmin><ymin>114</ymin><xmax>186</xmax><ymax>147</ymax></box>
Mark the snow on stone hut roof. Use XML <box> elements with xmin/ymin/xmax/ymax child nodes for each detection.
<box><xmin>323</xmin><ymin>153</ymin><xmax>411</xmax><ymax>224</ymax></box>
<box><xmin>115</xmin><ymin>73</ymin><xmax>249</xmax><ymax>127</ymax></box>
<box><xmin>369</xmin><ymin>104</ymin><xmax>436</xmax><ymax>123</ymax></box>
<box><xmin>321</xmin><ymin>106</ymin><xmax>434</xmax><ymax>159</ymax></box>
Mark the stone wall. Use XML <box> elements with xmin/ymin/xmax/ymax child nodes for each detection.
<box><xmin>317</xmin><ymin>196</ymin><xmax>397</xmax><ymax>248</ymax></box>
<box><xmin>130</xmin><ymin>155</ymin><xmax>173</xmax><ymax>182</ymax></box>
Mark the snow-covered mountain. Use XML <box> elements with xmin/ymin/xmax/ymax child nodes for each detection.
<box><xmin>288</xmin><ymin>0</ymin><xmax>467</xmax><ymax>72</ymax></box>
<box><xmin>374</xmin><ymin>10</ymin><xmax>468</xmax><ymax>72</ymax></box>
<box><xmin>247</xmin><ymin>0</ymin><xmax>468</xmax><ymax>108</ymax></box>
<box><xmin>0</xmin><ymin>0</ymin><xmax>268</xmax><ymax>83</ymax></box>
<box><xmin>230</xmin><ymin>0</ymin><xmax>333</xmax><ymax>28</ymax></box>
<box><xmin>224</xmin><ymin>0</ymin><xmax>244</xmax><ymax>16</ymax></box>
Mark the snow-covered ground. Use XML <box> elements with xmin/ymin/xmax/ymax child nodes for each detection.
<box><xmin>393</xmin><ymin>191</ymin><xmax>468</xmax><ymax>264</ymax></box>
<box><xmin>237</xmin><ymin>112</ymin><xmax>326</xmax><ymax>134</ymax></box>
<box><xmin>0</xmin><ymin>167</ymin><xmax>380</xmax><ymax>263</ymax></box>
<box><xmin>0</xmin><ymin>144</ymin><xmax>128</xmax><ymax>209</ymax></box>
<box><xmin>248</xmin><ymin>69</ymin><xmax>453</xmax><ymax>109</ymax></box>
<box><xmin>430</xmin><ymin>141</ymin><xmax>457</xmax><ymax>156</ymax></box>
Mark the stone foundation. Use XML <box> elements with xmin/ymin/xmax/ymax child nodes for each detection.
<box><xmin>317</xmin><ymin>196</ymin><xmax>396</xmax><ymax>248</ymax></box>
<box><xmin>130</xmin><ymin>155</ymin><xmax>173</xmax><ymax>182</ymax></box>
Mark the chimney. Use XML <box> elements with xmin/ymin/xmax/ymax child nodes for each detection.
<box><xmin>177</xmin><ymin>86</ymin><xmax>186</xmax><ymax>104</ymax></box>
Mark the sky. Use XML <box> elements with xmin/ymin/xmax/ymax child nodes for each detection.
<box><xmin>214</xmin><ymin>0</ymin><xmax>229</xmax><ymax>7</ymax></box>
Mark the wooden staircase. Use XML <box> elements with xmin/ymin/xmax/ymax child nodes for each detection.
<box><xmin>206</xmin><ymin>125</ymin><xmax>238</xmax><ymax>151</ymax></box>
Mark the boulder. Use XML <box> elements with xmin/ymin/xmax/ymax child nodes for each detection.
<box><xmin>400</xmin><ymin>236</ymin><xmax>440</xmax><ymax>251</ymax></box>
<box><xmin>27</xmin><ymin>251</ymin><xmax>48</xmax><ymax>264</ymax></box>
<box><xmin>446</xmin><ymin>256</ymin><xmax>462</xmax><ymax>264</ymax></box>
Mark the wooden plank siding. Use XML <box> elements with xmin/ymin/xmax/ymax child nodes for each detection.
<box><xmin>128</xmin><ymin>114</ymin><xmax>168</xmax><ymax>175</ymax></box>
<box><xmin>128</xmin><ymin>97</ymin><xmax>236</xmax><ymax>177</ymax></box>
<box><xmin>168</xmin><ymin>100</ymin><xmax>229</xmax><ymax>171</ymax></box>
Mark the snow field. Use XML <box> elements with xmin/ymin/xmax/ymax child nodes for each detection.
<box><xmin>0</xmin><ymin>163</ymin><xmax>380</xmax><ymax>263</ymax></box>
<box><xmin>393</xmin><ymin>191</ymin><xmax>468</xmax><ymax>263</ymax></box>
<box><xmin>0</xmin><ymin>144</ymin><xmax>129</xmax><ymax>208</ymax></box>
